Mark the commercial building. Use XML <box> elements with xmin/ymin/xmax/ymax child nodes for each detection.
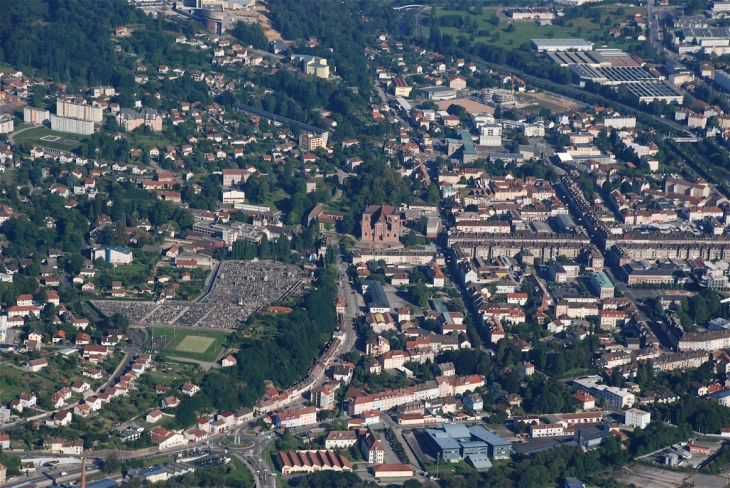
<box><xmin>372</xmin><ymin>464</ymin><xmax>414</xmax><ymax>478</ymax></box>
<box><xmin>392</xmin><ymin>77</ymin><xmax>412</xmax><ymax>97</ymax></box>
<box><xmin>276</xmin><ymin>450</ymin><xmax>352</xmax><ymax>475</ymax></box>
<box><xmin>624</xmin><ymin>408</ymin><xmax>651</xmax><ymax>429</ymax></box>
<box><xmin>221</xmin><ymin>190</ymin><xmax>246</xmax><ymax>204</ymax></box>
<box><xmin>715</xmin><ymin>70</ymin><xmax>730</xmax><ymax>92</ymax></box>
<box><xmin>57</xmin><ymin>99</ymin><xmax>103</xmax><ymax>122</ymax></box>
<box><xmin>531</xmin><ymin>39</ymin><xmax>594</xmax><ymax>52</ymax></box>
<box><xmin>50</xmin><ymin>114</ymin><xmax>94</xmax><ymax>135</ymax></box>
<box><xmin>426</xmin><ymin>425</ymin><xmax>511</xmax><ymax>461</ymax></box>
<box><xmin>24</xmin><ymin>107</ymin><xmax>50</xmax><ymax>125</ymax></box>
<box><xmin>92</xmin><ymin>246</ymin><xmax>134</xmax><ymax>266</ymax></box>
<box><xmin>419</xmin><ymin>86</ymin><xmax>457</xmax><ymax>100</ymax></box>
<box><xmin>625</xmin><ymin>82</ymin><xmax>684</xmax><ymax>104</ymax></box>
<box><xmin>590</xmin><ymin>271</ymin><xmax>614</xmax><ymax>299</ymax></box>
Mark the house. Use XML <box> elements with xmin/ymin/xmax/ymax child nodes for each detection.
<box><xmin>71</xmin><ymin>381</ymin><xmax>91</xmax><ymax>393</ymax></box>
<box><xmin>162</xmin><ymin>396</ymin><xmax>181</xmax><ymax>409</ymax></box>
<box><xmin>221</xmin><ymin>355</ymin><xmax>237</xmax><ymax>367</ymax></box>
<box><xmin>463</xmin><ymin>394</ymin><xmax>483</xmax><ymax>412</ymax></box>
<box><xmin>82</xmin><ymin>368</ymin><xmax>103</xmax><ymax>380</ymax></box>
<box><xmin>0</xmin><ymin>434</ymin><xmax>9</xmax><ymax>449</ymax></box>
<box><xmin>26</xmin><ymin>358</ymin><xmax>48</xmax><ymax>372</ymax></box>
<box><xmin>180</xmin><ymin>382</ymin><xmax>200</xmax><ymax>396</ymax></box>
<box><xmin>146</xmin><ymin>409</ymin><xmax>164</xmax><ymax>423</ymax></box>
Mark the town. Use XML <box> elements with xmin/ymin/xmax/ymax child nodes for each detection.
<box><xmin>3</xmin><ymin>0</ymin><xmax>730</xmax><ymax>488</ymax></box>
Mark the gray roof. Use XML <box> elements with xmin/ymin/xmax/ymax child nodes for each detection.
<box><xmin>468</xmin><ymin>426</ymin><xmax>511</xmax><ymax>447</ymax></box>
<box><xmin>466</xmin><ymin>454</ymin><xmax>493</xmax><ymax>469</ymax></box>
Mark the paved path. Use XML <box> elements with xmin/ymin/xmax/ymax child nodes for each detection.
<box><xmin>166</xmin><ymin>356</ymin><xmax>219</xmax><ymax>371</ymax></box>
<box><xmin>8</xmin><ymin>125</ymin><xmax>37</xmax><ymax>145</ymax></box>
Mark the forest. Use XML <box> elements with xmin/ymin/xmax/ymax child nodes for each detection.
<box><xmin>0</xmin><ymin>0</ymin><xmax>147</xmax><ymax>86</ymax></box>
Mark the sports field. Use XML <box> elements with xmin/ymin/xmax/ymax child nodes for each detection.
<box><xmin>176</xmin><ymin>335</ymin><xmax>215</xmax><ymax>353</ymax></box>
<box><xmin>148</xmin><ymin>327</ymin><xmax>227</xmax><ymax>362</ymax></box>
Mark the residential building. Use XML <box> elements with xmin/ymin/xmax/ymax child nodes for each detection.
<box><xmin>275</xmin><ymin>406</ymin><xmax>317</xmax><ymax>429</ymax></box>
<box><xmin>624</xmin><ymin>408</ymin><xmax>651</xmax><ymax>429</ymax></box>
<box><xmin>56</xmin><ymin>99</ymin><xmax>103</xmax><ymax>122</ymax></box>
<box><xmin>24</xmin><ymin>107</ymin><xmax>50</xmax><ymax>125</ymax></box>
<box><xmin>324</xmin><ymin>430</ymin><xmax>358</xmax><ymax>449</ymax></box>
<box><xmin>50</xmin><ymin>114</ymin><xmax>94</xmax><ymax>135</ymax></box>
<box><xmin>299</xmin><ymin>133</ymin><xmax>327</xmax><ymax>152</ymax></box>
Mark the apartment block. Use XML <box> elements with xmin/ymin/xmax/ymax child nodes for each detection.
<box><xmin>50</xmin><ymin>114</ymin><xmax>94</xmax><ymax>135</ymax></box>
<box><xmin>56</xmin><ymin>99</ymin><xmax>103</xmax><ymax>122</ymax></box>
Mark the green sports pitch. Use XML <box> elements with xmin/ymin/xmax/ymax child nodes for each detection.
<box><xmin>148</xmin><ymin>327</ymin><xmax>227</xmax><ymax>362</ymax></box>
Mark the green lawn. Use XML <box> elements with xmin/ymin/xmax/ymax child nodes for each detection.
<box><xmin>226</xmin><ymin>456</ymin><xmax>256</xmax><ymax>487</ymax></box>
<box><xmin>147</xmin><ymin>327</ymin><xmax>228</xmax><ymax>362</ymax></box>
<box><xmin>424</xmin><ymin>6</ymin><xmax>647</xmax><ymax>50</ymax></box>
<box><xmin>13</xmin><ymin>126</ymin><xmax>87</xmax><ymax>150</ymax></box>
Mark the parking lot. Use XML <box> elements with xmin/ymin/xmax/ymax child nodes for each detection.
<box><xmin>643</xmin><ymin>441</ymin><xmax>722</xmax><ymax>470</ymax></box>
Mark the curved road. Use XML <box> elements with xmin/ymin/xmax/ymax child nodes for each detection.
<box><xmin>7</xmin><ymin>125</ymin><xmax>38</xmax><ymax>145</ymax></box>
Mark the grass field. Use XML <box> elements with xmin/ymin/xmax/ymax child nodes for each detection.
<box><xmin>0</xmin><ymin>364</ymin><xmax>56</xmax><ymax>405</ymax></box>
<box><xmin>13</xmin><ymin>126</ymin><xmax>87</xmax><ymax>150</ymax></box>
<box><xmin>424</xmin><ymin>6</ymin><xmax>646</xmax><ymax>50</ymax></box>
<box><xmin>176</xmin><ymin>335</ymin><xmax>215</xmax><ymax>354</ymax></box>
<box><xmin>148</xmin><ymin>327</ymin><xmax>227</xmax><ymax>362</ymax></box>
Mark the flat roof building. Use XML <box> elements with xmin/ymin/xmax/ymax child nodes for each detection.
<box><xmin>419</xmin><ymin>86</ymin><xmax>457</xmax><ymax>100</ymax></box>
<box><xmin>531</xmin><ymin>39</ymin><xmax>594</xmax><ymax>52</ymax></box>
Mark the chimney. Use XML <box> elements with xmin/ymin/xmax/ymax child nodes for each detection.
<box><xmin>80</xmin><ymin>456</ymin><xmax>86</xmax><ymax>488</ymax></box>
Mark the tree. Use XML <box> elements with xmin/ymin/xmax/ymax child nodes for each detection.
<box><xmin>102</xmin><ymin>453</ymin><xmax>121</xmax><ymax>474</ymax></box>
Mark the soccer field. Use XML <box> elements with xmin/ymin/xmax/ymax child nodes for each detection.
<box><xmin>147</xmin><ymin>327</ymin><xmax>228</xmax><ymax>362</ymax></box>
<box><xmin>175</xmin><ymin>335</ymin><xmax>215</xmax><ymax>353</ymax></box>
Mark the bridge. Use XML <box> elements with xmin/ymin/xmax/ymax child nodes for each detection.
<box><xmin>393</xmin><ymin>4</ymin><xmax>423</xmax><ymax>10</ymax></box>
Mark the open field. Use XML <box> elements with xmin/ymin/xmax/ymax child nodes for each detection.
<box><xmin>606</xmin><ymin>464</ymin><xmax>696</xmax><ymax>488</ymax></box>
<box><xmin>0</xmin><ymin>364</ymin><xmax>56</xmax><ymax>405</ymax></box>
<box><xmin>423</xmin><ymin>6</ymin><xmax>646</xmax><ymax>50</ymax></box>
<box><xmin>176</xmin><ymin>335</ymin><xmax>215</xmax><ymax>354</ymax></box>
<box><xmin>13</xmin><ymin>126</ymin><xmax>86</xmax><ymax>150</ymax></box>
<box><xmin>148</xmin><ymin>327</ymin><xmax>227</xmax><ymax>362</ymax></box>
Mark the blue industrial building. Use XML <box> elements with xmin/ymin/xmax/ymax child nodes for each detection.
<box><xmin>426</xmin><ymin>425</ymin><xmax>511</xmax><ymax>464</ymax></box>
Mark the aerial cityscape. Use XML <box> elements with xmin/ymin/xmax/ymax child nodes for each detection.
<box><xmin>4</xmin><ymin>0</ymin><xmax>730</xmax><ymax>487</ymax></box>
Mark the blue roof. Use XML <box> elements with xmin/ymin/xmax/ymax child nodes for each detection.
<box><xmin>426</xmin><ymin>429</ymin><xmax>461</xmax><ymax>450</ymax></box>
<box><xmin>466</xmin><ymin>454</ymin><xmax>493</xmax><ymax>469</ymax></box>
<box><xmin>459</xmin><ymin>440</ymin><xmax>489</xmax><ymax>449</ymax></box>
<box><xmin>565</xmin><ymin>477</ymin><xmax>585</xmax><ymax>488</ymax></box>
<box><xmin>98</xmin><ymin>246</ymin><xmax>132</xmax><ymax>255</ymax></box>
<box><xmin>443</xmin><ymin>423</ymin><xmax>471</xmax><ymax>440</ymax></box>
<box><xmin>469</xmin><ymin>426</ymin><xmax>511</xmax><ymax>447</ymax></box>
<box><xmin>87</xmin><ymin>479</ymin><xmax>120</xmax><ymax>488</ymax></box>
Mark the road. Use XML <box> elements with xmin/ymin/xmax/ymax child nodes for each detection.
<box><xmin>415</xmin><ymin>6</ymin><xmax>430</xmax><ymax>40</ymax></box>
<box><xmin>7</xmin><ymin>125</ymin><xmax>37</xmax><ymax>145</ymax></box>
